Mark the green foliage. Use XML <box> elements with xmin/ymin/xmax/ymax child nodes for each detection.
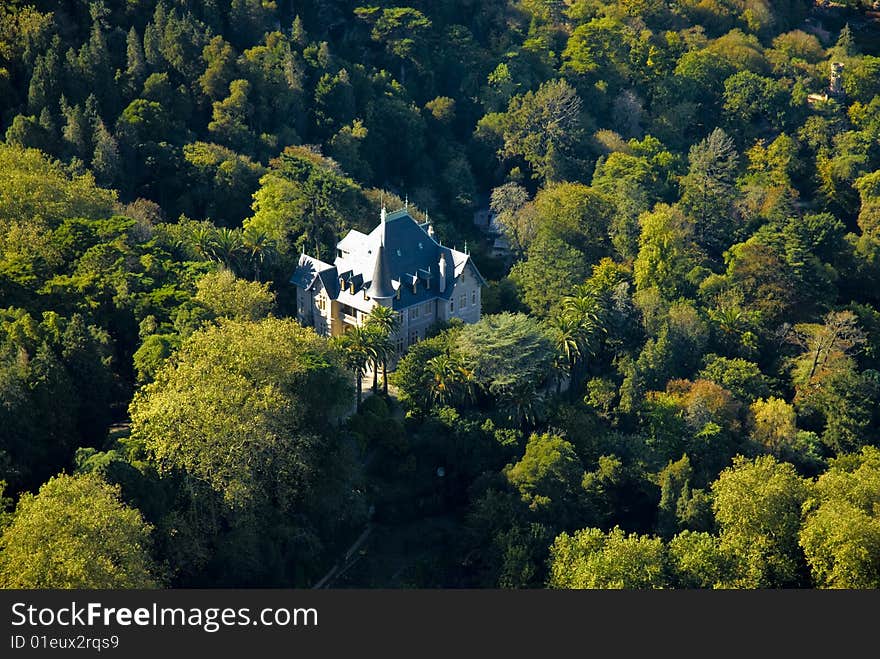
<box><xmin>711</xmin><ymin>455</ymin><xmax>809</xmax><ymax>587</ymax></box>
<box><xmin>130</xmin><ymin>317</ymin><xmax>351</xmax><ymax>510</ymax></box>
<box><xmin>1</xmin><ymin>0</ymin><xmax>880</xmax><ymax>591</ymax></box>
<box><xmin>457</xmin><ymin>313</ymin><xmax>555</xmax><ymax>423</ymax></box>
<box><xmin>634</xmin><ymin>204</ymin><xmax>704</xmax><ymax>299</ymax></box>
<box><xmin>800</xmin><ymin>447</ymin><xmax>880</xmax><ymax>588</ymax></box>
<box><xmin>505</xmin><ymin>432</ymin><xmax>584</xmax><ymax>522</ymax></box>
<box><xmin>0</xmin><ymin>473</ymin><xmax>159</xmax><ymax>588</ymax></box>
<box><xmin>498</xmin><ymin>79</ymin><xmax>590</xmax><ymax>183</ymax></box>
<box><xmin>548</xmin><ymin>526</ymin><xmax>668</xmax><ymax>589</ymax></box>
<box><xmin>245</xmin><ymin>146</ymin><xmax>366</xmax><ymax>259</ymax></box>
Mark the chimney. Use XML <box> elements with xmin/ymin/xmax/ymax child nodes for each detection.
<box><xmin>438</xmin><ymin>252</ymin><xmax>448</xmax><ymax>293</ymax></box>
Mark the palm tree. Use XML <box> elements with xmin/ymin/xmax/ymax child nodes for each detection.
<box><xmin>242</xmin><ymin>228</ymin><xmax>277</xmax><ymax>281</ymax></box>
<box><xmin>190</xmin><ymin>224</ymin><xmax>217</xmax><ymax>261</ymax></box>
<box><xmin>557</xmin><ymin>290</ymin><xmax>601</xmax><ymax>398</ymax></box>
<box><xmin>362</xmin><ymin>325</ymin><xmax>384</xmax><ymax>393</ymax></box>
<box><xmin>426</xmin><ymin>353</ymin><xmax>477</xmax><ymax>408</ymax></box>
<box><xmin>366</xmin><ymin>305</ymin><xmax>401</xmax><ymax>395</ymax></box>
<box><xmin>562</xmin><ymin>288</ymin><xmax>600</xmax><ymax>328</ymax></box>
<box><xmin>211</xmin><ymin>227</ymin><xmax>245</xmax><ymax>271</ymax></box>
<box><xmin>336</xmin><ymin>326</ymin><xmax>372</xmax><ymax>411</ymax></box>
<box><xmin>546</xmin><ymin>312</ymin><xmax>584</xmax><ymax>394</ymax></box>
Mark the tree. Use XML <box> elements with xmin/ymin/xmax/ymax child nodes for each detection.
<box><xmin>711</xmin><ymin>455</ymin><xmax>809</xmax><ymax>587</ymax></box>
<box><xmin>800</xmin><ymin>447</ymin><xmax>880</xmax><ymax>588</ymax></box>
<box><xmin>336</xmin><ymin>325</ymin><xmax>373</xmax><ymax>411</ymax></box>
<box><xmin>490</xmin><ymin>182</ymin><xmax>532</xmax><ymax>256</ymax></box>
<box><xmin>192</xmin><ymin>269</ymin><xmax>275</xmax><ymax>321</ymax></box>
<box><xmin>788</xmin><ymin>311</ymin><xmax>873</xmax><ymax>453</ymax></box>
<box><xmin>199</xmin><ymin>36</ymin><xmax>238</xmax><ymax>102</ymax></box>
<box><xmin>789</xmin><ymin>311</ymin><xmax>866</xmax><ymax>390</ymax></box>
<box><xmin>634</xmin><ymin>204</ymin><xmax>703</xmax><ymax>299</ymax></box>
<box><xmin>208</xmin><ymin>79</ymin><xmax>255</xmax><ymax>152</ymax></box>
<box><xmin>505</xmin><ymin>432</ymin><xmax>584</xmax><ymax>524</ymax></box>
<box><xmin>182</xmin><ymin>141</ymin><xmax>266</xmax><ymax>228</ymax></box>
<box><xmin>245</xmin><ymin>146</ymin><xmax>366</xmax><ymax>258</ymax></box>
<box><xmin>354</xmin><ymin>7</ymin><xmax>432</xmax><ymax>84</ymax></box>
<box><xmin>510</xmin><ymin>235</ymin><xmax>591</xmax><ymax>315</ymax></box>
<box><xmin>667</xmin><ymin>530</ymin><xmax>732</xmax><ymax>588</ymax></box>
<box><xmin>548</xmin><ymin>526</ymin><xmax>668</xmax><ymax>589</ymax></box>
<box><xmin>499</xmin><ymin>79</ymin><xmax>588</xmax><ymax>183</ymax></box>
<box><xmin>125</xmin><ymin>27</ymin><xmax>147</xmax><ymax>94</ymax></box>
<box><xmin>748</xmin><ymin>397</ymin><xmax>794</xmax><ymax>451</ymax></box>
<box><xmin>130</xmin><ymin>318</ymin><xmax>351</xmax><ymax>510</ymax></box>
<box><xmin>0</xmin><ymin>473</ymin><xmax>159</xmax><ymax>588</ymax></box>
<box><xmin>425</xmin><ymin>352</ymin><xmax>476</xmax><ymax>408</ymax></box>
<box><xmin>456</xmin><ymin>313</ymin><xmax>555</xmax><ymax>424</ymax></box>
<box><xmin>698</xmin><ymin>355</ymin><xmax>772</xmax><ymax>403</ymax></box>
<box><xmin>530</xmin><ymin>183</ymin><xmax>614</xmax><ymax>266</ymax></box>
<box><xmin>679</xmin><ymin>128</ymin><xmax>740</xmax><ymax>256</ymax></box>
<box><xmin>546</xmin><ymin>292</ymin><xmax>599</xmax><ymax>397</ymax></box>
<box><xmin>91</xmin><ymin>119</ymin><xmax>120</xmax><ymax>187</ymax></box>
<box><xmin>365</xmin><ymin>305</ymin><xmax>401</xmax><ymax>396</ymax></box>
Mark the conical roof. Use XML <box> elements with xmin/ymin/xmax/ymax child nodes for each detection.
<box><xmin>366</xmin><ymin>241</ymin><xmax>395</xmax><ymax>299</ymax></box>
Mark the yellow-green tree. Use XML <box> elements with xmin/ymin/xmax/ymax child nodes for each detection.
<box><xmin>0</xmin><ymin>473</ymin><xmax>159</xmax><ymax>588</ymax></box>
<box><xmin>800</xmin><ymin>447</ymin><xmax>880</xmax><ymax>588</ymax></box>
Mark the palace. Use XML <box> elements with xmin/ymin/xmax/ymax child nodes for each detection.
<box><xmin>291</xmin><ymin>206</ymin><xmax>484</xmax><ymax>352</ymax></box>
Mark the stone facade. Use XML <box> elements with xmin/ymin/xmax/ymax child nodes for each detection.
<box><xmin>291</xmin><ymin>207</ymin><xmax>484</xmax><ymax>353</ymax></box>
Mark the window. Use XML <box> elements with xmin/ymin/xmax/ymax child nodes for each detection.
<box><xmin>410</xmin><ymin>306</ymin><xmax>419</xmax><ymax>320</ymax></box>
<box><xmin>316</xmin><ymin>296</ymin><xmax>326</xmax><ymax>311</ymax></box>
<box><xmin>396</xmin><ymin>337</ymin><xmax>405</xmax><ymax>353</ymax></box>
<box><xmin>450</xmin><ymin>300</ymin><xmax>454</xmax><ymax>312</ymax></box>
<box><xmin>423</xmin><ymin>302</ymin><xmax>432</xmax><ymax>315</ymax></box>
<box><xmin>472</xmin><ymin>291</ymin><xmax>477</xmax><ymax>305</ymax></box>
<box><xmin>460</xmin><ymin>294</ymin><xmax>466</xmax><ymax>309</ymax></box>
<box><xmin>409</xmin><ymin>329</ymin><xmax>420</xmax><ymax>346</ymax></box>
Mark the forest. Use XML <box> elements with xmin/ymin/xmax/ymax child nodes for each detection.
<box><xmin>1</xmin><ymin>0</ymin><xmax>880</xmax><ymax>589</ymax></box>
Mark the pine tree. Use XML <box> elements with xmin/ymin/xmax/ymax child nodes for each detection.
<box><xmin>27</xmin><ymin>44</ymin><xmax>60</xmax><ymax>114</ymax></box>
<box><xmin>92</xmin><ymin>119</ymin><xmax>120</xmax><ymax>186</ymax></box>
<box><xmin>126</xmin><ymin>27</ymin><xmax>147</xmax><ymax>92</ymax></box>
<box><xmin>60</xmin><ymin>96</ymin><xmax>91</xmax><ymax>161</ymax></box>
<box><xmin>208</xmin><ymin>79</ymin><xmax>255</xmax><ymax>151</ymax></box>
<box><xmin>836</xmin><ymin>23</ymin><xmax>855</xmax><ymax>57</ymax></box>
<box><xmin>292</xmin><ymin>15</ymin><xmax>307</xmax><ymax>46</ymax></box>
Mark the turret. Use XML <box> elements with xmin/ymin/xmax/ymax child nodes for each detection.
<box><xmin>366</xmin><ymin>243</ymin><xmax>395</xmax><ymax>301</ymax></box>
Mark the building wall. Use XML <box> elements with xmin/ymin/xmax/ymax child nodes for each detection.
<box><xmin>438</xmin><ymin>264</ymin><xmax>481</xmax><ymax>325</ymax></box>
<box><xmin>296</xmin><ymin>285</ymin><xmax>335</xmax><ymax>337</ymax></box>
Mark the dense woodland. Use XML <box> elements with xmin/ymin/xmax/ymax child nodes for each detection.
<box><xmin>2</xmin><ymin>0</ymin><xmax>880</xmax><ymax>588</ymax></box>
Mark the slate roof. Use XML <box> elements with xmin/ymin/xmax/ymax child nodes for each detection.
<box><xmin>290</xmin><ymin>253</ymin><xmax>339</xmax><ymax>298</ymax></box>
<box><xmin>291</xmin><ymin>208</ymin><xmax>485</xmax><ymax>312</ymax></box>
